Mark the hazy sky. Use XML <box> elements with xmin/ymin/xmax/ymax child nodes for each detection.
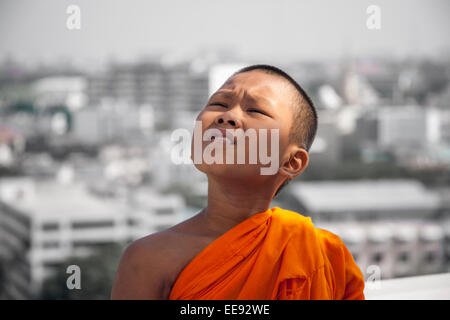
<box><xmin>0</xmin><ymin>0</ymin><xmax>449</xmax><ymax>66</ymax></box>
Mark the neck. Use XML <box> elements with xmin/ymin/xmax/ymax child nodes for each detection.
<box><xmin>199</xmin><ymin>175</ymin><xmax>273</xmax><ymax>236</ymax></box>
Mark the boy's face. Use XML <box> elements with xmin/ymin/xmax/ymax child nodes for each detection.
<box><xmin>191</xmin><ymin>70</ymin><xmax>297</xmax><ymax>183</ymax></box>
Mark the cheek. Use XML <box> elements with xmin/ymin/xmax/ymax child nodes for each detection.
<box><xmin>277</xmin><ymin>127</ymin><xmax>291</xmax><ymax>150</ymax></box>
<box><xmin>190</xmin><ymin>117</ymin><xmax>288</xmax><ymax>173</ymax></box>
<box><xmin>253</xmin><ymin>123</ymin><xmax>289</xmax><ymax>156</ymax></box>
<box><xmin>197</xmin><ymin>110</ymin><xmax>215</xmax><ymax>123</ymax></box>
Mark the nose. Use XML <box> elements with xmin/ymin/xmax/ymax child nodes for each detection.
<box><xmin>215</xmin><ymin>110</ymin><xmax>242</xmax><ymax>128</ymax></box>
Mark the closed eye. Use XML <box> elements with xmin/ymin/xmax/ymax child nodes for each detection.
<box><xmin>248</xmin><ymin>108</ymin><xmax>266</xmax><ymax>115</ymax></box>
<box><xmin>209</xmin><ymin>103</ymin><xmax>227</xmax><ymax>108</ymax></box>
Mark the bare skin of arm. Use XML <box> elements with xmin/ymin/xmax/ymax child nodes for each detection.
<box><xmin>111</xmin><ymin>213</ymin><xmax>224</xmax><ymax>299</ymax></box>
<box><xmin>110</xmin><ymin>234</ymin><xmax>173</xmax><ymax>300</ymax></box>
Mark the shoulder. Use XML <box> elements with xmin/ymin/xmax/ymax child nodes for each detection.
<box><xmin>125</xmin><ymin>231</ymin><xmax>174</xmax><ymax>255</ymax></box>
<box><xmin>272</xmin><ymin>208</ymin><xmax>365</xmax><ymax>299</ymax></box>
<box><xmin>111</xmin><ymin>231</ymin><xmax>178</xmax><ymax>299</ymax></box>
<box><xmin>274</xmin><ymin>207</ymin><xmax>345</xmax><ymax>247</ymax></box>
<box><xmin>272</xmin><ymin>208</ymin><xmax>349</xmax><ymax>266</ymax></box>
<box><xmin>120</xmin><ymin>230</ymin><xmax>182</xmax><ymax>274</ymax></box>
<box><xmin>313</xmin><ymin>228</ymin><xmax>365</xmax><ymax>299</ymax></box>
<box><xmin>314</xmin><ymin>227</ymin><xmax>357</xmax><ymax>266</ymax></box>
<box><xmin>315</xmin><ymin>228</ymin><xmax>347</xmax><ymax>252</ymax></box>
<box><xmin>272</xmin><ymin>207</ymin><xmax>315</xmax><ymax>234</ymax></box>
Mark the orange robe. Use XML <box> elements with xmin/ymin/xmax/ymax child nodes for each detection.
<box><xmin>169</xmin><ymin>207</ymin><xmax>365</xmax><ymax>300</ymax></box>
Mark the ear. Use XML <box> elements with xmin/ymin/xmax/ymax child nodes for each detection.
<box><xmin>279</xmin><ymin>147</ymin><xmax>309</xmax><ymax>179</ymax></box>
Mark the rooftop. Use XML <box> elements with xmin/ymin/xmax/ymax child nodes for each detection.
<box><xmin>290</xmin><ymin>179</ymin><xmax>441</xmax><ymax>213</ymax></box>
<box><xmin>0</xmin><ymin>177</ymin><xmax>126</xmax><ymax>219</ymax></box>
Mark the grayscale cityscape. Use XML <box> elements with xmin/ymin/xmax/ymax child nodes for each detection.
<box><xmin>0</xmin><ymin>0</ymin><xmax>450</xmax><ymax>299</ymax></box>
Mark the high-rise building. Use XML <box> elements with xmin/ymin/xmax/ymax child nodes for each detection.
<box><xmin>86</xmin><ymin>60</ymin><xmax>209</xmax><ymax>131</ymax></box>
<box><xmin>0</xmin><ymin>177</ymin><xmax>185</xmax><ymax>298</ymax></box>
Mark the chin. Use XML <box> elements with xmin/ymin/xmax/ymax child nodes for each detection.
<box><xmin>194</xmin><ymin>162</ymin><xmax>263</xmax><ymax>180</ymax></box>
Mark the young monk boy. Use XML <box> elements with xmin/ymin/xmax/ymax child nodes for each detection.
<box><xmin>111</xmin><ymin>64</ymin><xmax>365</xmax><ymax>300</ymax></box>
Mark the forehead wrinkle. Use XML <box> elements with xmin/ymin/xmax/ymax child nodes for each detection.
<box><xmin>243</xmin><ymin>91</ymin><xmax>275</xmax><ymax>109</ymax></box>
<box><xmin>213</xmin><ymin>86</ymin><xmax>277</xmax><ymax>106</ymax></box>
<box><xmin>218</xmin><ymin>72</ymin><xmax>295</xmax><ymax>111</ymax></box>
<box><xmin>210</xmin><ymin>90</ymin><xmax>234</xmax><ymax>99</ymax></box>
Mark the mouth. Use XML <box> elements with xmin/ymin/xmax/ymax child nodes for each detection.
<box><xmin>209</xmin><ymin>128</ymin><xmax>236</xmax><ymax>145</ymax></box>
<box><xmin>210</xmin><ymin>135</ymin><xmax>235</xmax><ymax>145</ymax></box>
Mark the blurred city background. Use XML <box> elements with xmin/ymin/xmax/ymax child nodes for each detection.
<box><xmin>0</xmin><ymin>0</ymin><xmax>450</xmax><ymax>299</ymax></box>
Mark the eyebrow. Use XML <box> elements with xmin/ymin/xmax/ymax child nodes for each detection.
<box><xmin>210</xmin><ymin>89</ymin><xmax>275</xmax><ymax>109</ymax></box>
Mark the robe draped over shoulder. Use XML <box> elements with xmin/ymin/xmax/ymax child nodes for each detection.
<box><xmin>168</xmin><ymin>207</ymin><xmax>365</xmax><ymax>300</ymax></box>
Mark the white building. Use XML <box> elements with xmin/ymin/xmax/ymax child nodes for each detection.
<box><xmin>316</xmin><ymin>220</ymin><xmax>446</xmax><ymax>280</ymax></box>
<box><xmin>33</xmin><ymin>76</ymin><xmax>88</xmax><ymax>111</ymax></box>
<box><xmin>0</xmin><ymin>177</ymin><xmax>185</xmax><ymax>298</ymax></box>
<box><xmin>378</xmin><ymin>106</ymin><xmax>441</xmax><ymax>148</ymax></box>
<box><xmin>290</xmin><ymin>179</ymin><xmax>441</xmax><ymax>221</ymax></box>
<box><xmin>309</xmin><ymin>110</ymin><xmax>343</xmax><ymax>166</ymax></box>
<box><xmin>290</xmin><ymin>179</ymin><xmax>445</xmax><ymax>279</ymax></box>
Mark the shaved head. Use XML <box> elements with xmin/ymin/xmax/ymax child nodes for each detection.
<box><xmin>230</xmin><ymin>65</ymin><xmax>318</xmax><ymax>196</ymax></box>
<box><xmin>232</xmin><ymin>65</ymin><xmax>317</xmax><ymax>152</ymax></box>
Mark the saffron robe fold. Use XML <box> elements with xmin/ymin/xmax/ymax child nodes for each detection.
<box><xmin>169</xmin><ymin>207</ymin><xmax>365</xmax><ymax>300</ymax></box>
